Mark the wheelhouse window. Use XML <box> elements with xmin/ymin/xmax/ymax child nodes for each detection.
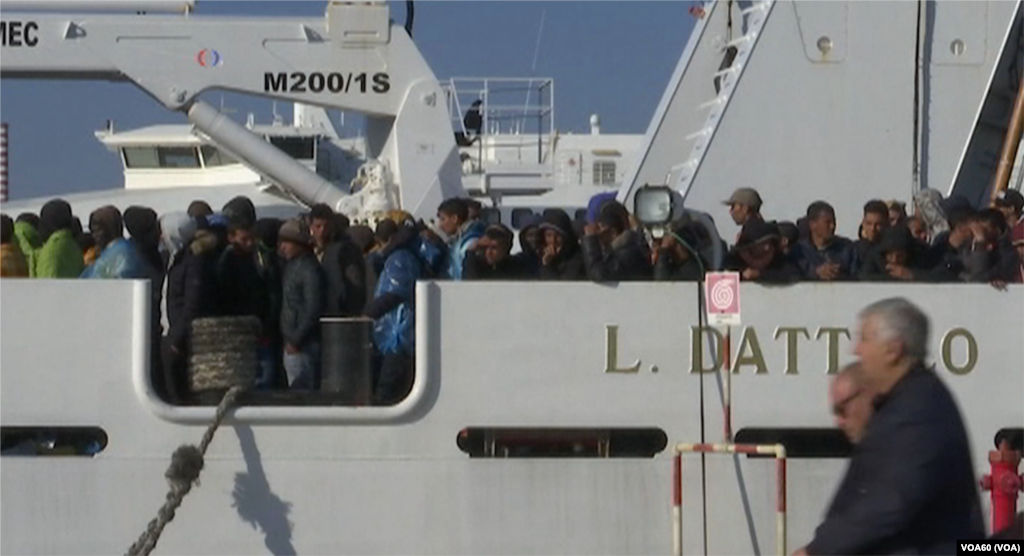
<box><xmin>122</xmin><ymin>146</ymin><xmax>201</xmax><ymax>169</ymax></box>
<box><xmin>200</xmin><ymin>145</ymin><xmax>237</xmax><ymax>167</ymax></box>
<box><xmin>511</xmin><ymin>208</ymin><xmax>535</xmax><ymax>230</ymax></box>
<box><xmin>592</xmin><ymin>160</ymin><xmax>616</xmax><ymax>185</ymax></box>
<box><xmin>269</xmin><ymin>136</ymin><xmax>316</xmax><ymax>160</ymax></box>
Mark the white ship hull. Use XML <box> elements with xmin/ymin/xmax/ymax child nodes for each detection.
<box><xmin>2</xmin><ymin>280</ymin><xmax>1020</xmax><ymax>554</ymax></box>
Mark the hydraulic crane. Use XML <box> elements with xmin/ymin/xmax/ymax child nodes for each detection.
<box><xmin>0</xmin><ymin>0</ymin><xmax>466</xmax><ymax>220</ymax></box>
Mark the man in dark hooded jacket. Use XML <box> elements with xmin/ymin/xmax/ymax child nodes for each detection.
<box><xmin>165</xmin><ymin>214</ymin><xmax>223</xmax><ymax>402</ymax></box>
<box><xmin>464</xmin><ymin>224</ymin><xmax>526</xmax><ymax>280</ymax></box>
<box><xmin>219</xmin><ymin>197</ymin><xmax>283</xmax><ymax>389</ymax></box>
<box><xmin>724</xmin><ymin>220</ymin><xmax>801</xmax><ymax>283</ymax></box>
<box><xmin>320</xmin><ymin>212</ymin><xmax>367</xmax><ymax>317</ymax></box>
<box><xmin>581</xmin><ymin>201</ymin><xmax>652</xmax><ymax>282</ymax></box>
<box><xmin>538</xmin><ymin>210</ymin><xmax>586</xmax><ymax>281</ymax></box>
<box><xmin>124</xmin><ymin>205</ymin><xmax>167</xmax><ymax>397</ymax></box>
<box><xmin>858</xmin><ymin>225</ymin><xmax>925</xmax><ymax>282</ymax></box>
<box><xmin>511</xmin><ymin>215</ymin><xmax>543</xmax><ymax>278</ymax></box>
<box><xmin>654</xmin><ymin>221</ymin><xmax>705</xmax><ymax>281</ymax></box>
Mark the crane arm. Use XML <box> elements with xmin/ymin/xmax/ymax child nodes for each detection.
<box><xmin>0</xmin><ymin>2</ymin><xmax>464</xmax><ymax>219</ymax></box>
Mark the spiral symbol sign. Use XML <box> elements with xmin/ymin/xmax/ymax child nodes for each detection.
<box><xmin>710</xmin><ymin>280</ymin><xmax>734</xmax><ymax>311</ymax></box>
<box><xmin>705</xmin><ymin>272</ymin><xmax>741</xmax><ymax>325</ymax></box>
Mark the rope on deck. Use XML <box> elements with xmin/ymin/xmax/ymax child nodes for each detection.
<box><xmin>125</xmin><ymin>386</ymin><xmax>245</xmax><ymax>556</ymax></box>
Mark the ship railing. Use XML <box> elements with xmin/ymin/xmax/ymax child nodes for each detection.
<box><xmin>442</xmin><ymin>77</ymin><xmax>555</xmax><ymax>170</ymax></box>
<box><xmin>672</xmin><ymin>442</ymin><xmax>787</xmax><ymax>556</ymax></box>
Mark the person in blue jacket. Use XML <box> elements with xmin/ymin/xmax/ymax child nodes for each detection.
<box><xmin>436</xmin><ymin>198</ymin><xmax>484</xmax><ymax>280</ymax></box>
<box><xmin>365</xmin><ymin>220</ymin><xmax>425</xmax><ymax>405</ymax></box>
<box><xmin>81</xmin><ymin>205</ymin><xmax>147</xmax><ymax>280</ymax></box>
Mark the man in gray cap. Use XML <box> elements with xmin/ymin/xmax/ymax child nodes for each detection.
<box><xmin>723</xmin><ymin>187</ymin><xmax>764</xmax><ymax>227</ymax></box>
<box><xmin>278</xmin><ymin>219</ymin><xmax>326</xmax><ymax>389</ymax></box>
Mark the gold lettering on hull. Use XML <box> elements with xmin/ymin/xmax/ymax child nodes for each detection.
<box><xmin>602</xmin><ymin>325</ymin><xmax>977</xmax><ymax>376</ymax></box>
<box><xmin>815</xmin><ymin>327</ymin><xmax>851</xmax><ymax>375</ymax></box>
<box><xmin>941</xmin><ymin>327</ymin><xmax>977</xmax><ymax>376</ymax></box>
<box><xmin>689</xmin><ymin>326</ymin><xmax>724</xmax><ymax>373</ymax></box>
<box><xmin>604</xmin><ymin>325</ymin><xmax>641</xmax><ymax>374</ymax></box>
<box><xmin>733</xmin><ymin>327</ymin><xmax>768</xmax><ymax>374</ymax></box>
<box><xmin>774</xmin><ymin>327</ymin><xmax>810</xmax><ymax>375</ymax></box>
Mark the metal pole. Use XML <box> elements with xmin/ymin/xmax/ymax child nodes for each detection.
<box><xmin>673</xmin><ymin>442</ymin><xmax>787</xmax><ymax>555</ymax></box>
<box><xmin>776</xmin><ymin>447</ymin><xmax>787</xmax><ymax>556</ymax></box>
<box><xmin>673</xmin><ymin>453</ymin><xmax>683</xmax><ymax>556</ymax></box>
<box><xmin>0</xmin><ymin>123</ymin><xmax>8</xmax><ymax>203</ymax></box>
<box><xmin>991</xmin><ymin>67</ymin><xmax>1024</xmax><ymax>202</ymax></box>
<box><xmin>723</xmin><ymin>327</ymin><xmax>732</xmax><ymax>441</ymax></box>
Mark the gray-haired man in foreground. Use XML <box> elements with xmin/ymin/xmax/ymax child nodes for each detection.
<box><xmin>797</xmin><ymin>297</ymin><xmax>984</xmax><ymax>555</ymax></box>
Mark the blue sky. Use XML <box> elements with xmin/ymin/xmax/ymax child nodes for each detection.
<box><xmin>0</xmin><ymin>1</ymin><xmax>694</xmax><ymax>201</ymax></box>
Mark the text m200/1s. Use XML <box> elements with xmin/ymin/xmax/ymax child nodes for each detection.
<box><xmin>263</xmin><ymin>72</ymin><xmax>390</xmax><ymax>94</ymax></box>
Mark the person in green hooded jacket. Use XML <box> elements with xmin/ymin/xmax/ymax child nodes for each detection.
<box><xmin>35</xmin><ymin>199</ymin><xmax>84</xmax><ymax>279</ymax></box>
<box><xmin>13</xmin><ymin>213</ymin><xmax>42</xmax><ymax>277</ymax></box>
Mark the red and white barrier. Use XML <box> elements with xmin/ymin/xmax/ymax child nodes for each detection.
<box><xmin>671</xmin><ymin>442</ymin><xmax>787</xmax><ymax>555</ymax></box>
<box><xmin>1</xmin><ymin>123</ymin><xmax>8</xmax><ymax>203</ymax></box>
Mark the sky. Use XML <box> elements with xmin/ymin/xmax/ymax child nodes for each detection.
<box><xmin>0</xmin><ymin>1</ymin><xmax>695</xmax><ymax>201</ymax></box>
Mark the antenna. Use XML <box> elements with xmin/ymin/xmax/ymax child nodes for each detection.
<box><xmin>529</xmin><ymin>9</ymin><xmax>546</xmax><ymax>75</ymax></box>
<box><xmin>523</xmin><ymin>9</ymin><xmax>547</xmax><ymax>129</ymax></box>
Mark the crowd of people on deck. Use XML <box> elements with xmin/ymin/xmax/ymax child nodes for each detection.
<box><xmin>1</xmin><ymin>186</ymin><xmax>1022</xmax><ymax>403</ymax></box>
<box><xmin>683</xmin><ymin>186</ymin><xmax>1024</xmax><ymax>287</ymax></box>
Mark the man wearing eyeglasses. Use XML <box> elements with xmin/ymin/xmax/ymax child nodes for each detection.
<box><xmin>796</xmin><ymin>298</ymin><xmax>984</xmax><ymax>555</ymax></box>
<box><xmin>829</xmin><ymin>363</ymin><xmax>873</xmax><ymax>445</ymax></box>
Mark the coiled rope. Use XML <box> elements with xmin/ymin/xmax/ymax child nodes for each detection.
<box><xmin>125</xmin><ymin>386</ymin><xmax>245</xmax><ymax>556</ymax></box>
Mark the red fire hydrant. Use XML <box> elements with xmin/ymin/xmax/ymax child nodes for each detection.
<box><xmin>980</xmin><ymin>439</ymin><xmax>1023</xmax><ymax>535</ymax></box>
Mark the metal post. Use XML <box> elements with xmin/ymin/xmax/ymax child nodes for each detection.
<box><xmin>673</xmin><ymin>443</ymin><xmax>787</xmax><ymax>555</ymax></box>
<box><xmin>723</xmin><ymin>327</ymin><xmax>732</xmax><ymax>441</ymax></box>
<box><xmin>672</xmin><ymin>453</ymin><xmax>682</xmax><ymax>556</ymax></box>
<box><xmin>776</xmin><ymin>450</ymin><xmax>787</xmax><ymax>556</ymax></box>
<box><xmin>0</xmin><ymin>123</ymin><xmax>8</xmax><ymax>203</ymax></box>
<box><xmin>991</xmin><ymin>66</ymin><xmax>1024</xmax><ymax>202</ymax></box>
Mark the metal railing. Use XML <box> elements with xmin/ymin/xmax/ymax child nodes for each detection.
<box><xmin>671</xmin><ymin>442</ymin><xmax>787</xmax><ymax>556</ymax></box>
<box><xmin>442</xmin><ymin>77</ymin><xmax>555</xmax><ymax>167</ymax></box>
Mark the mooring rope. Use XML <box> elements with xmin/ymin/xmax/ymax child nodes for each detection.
<box><xmin>125</xmin><ymin>386</ymin><xmax>245</xmax><ymax>556</ymax></box>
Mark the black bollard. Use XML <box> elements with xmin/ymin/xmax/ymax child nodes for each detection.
<box><xmin>320</xmin><ymin>317</ymin><xmax>373</xmax><ymax>405</ymax></box>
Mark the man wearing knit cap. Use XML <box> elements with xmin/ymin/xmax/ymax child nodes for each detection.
<box><xmin>278</xmin><ymin>219</ymin><xmax>326</xmax><ymax>389</ymax></box>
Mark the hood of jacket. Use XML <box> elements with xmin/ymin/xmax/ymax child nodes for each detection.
<box><xmin>160</xmin><ymin>212</ymin><xmax>196</xmax><ymax>261</ymax></box>
<box><xmin>190</xmin><ymin>228</ymin><xmax>220</xmax><ymax>256</ymax></box>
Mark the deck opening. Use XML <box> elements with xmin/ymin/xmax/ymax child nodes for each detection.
<box><xmin>0</xmin><ymin>426</ymin><xmax>108</xmax><ymax>457</ymax></box>
<box><xmin>734</xmin><ymin>428</ymin><xmax>852</xmax><ymax>458</ymax></box>
<box><xmin>457</xmin><ymin>427</ymin><xmax>667</xmax><ymax>458</ymax></box>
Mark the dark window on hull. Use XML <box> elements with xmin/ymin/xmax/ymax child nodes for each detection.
<box><xmin>1</xmin><ymin>427</ymin><xmax>108</xmax><ymax>457</ymax></box>
<box><xmin>511</xmin><ymin>209</ymin><xmax>536</xmax><ymax>230</ymax></box>
<box><xmin>734</xmin><ymin>428</ymin><xmax>852</xmax><ymax>458</ymax></box>
<box><xmin>457</xmin><ymin>427</ymin><xmax>668</xmax><ymax>458</ymax></box>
